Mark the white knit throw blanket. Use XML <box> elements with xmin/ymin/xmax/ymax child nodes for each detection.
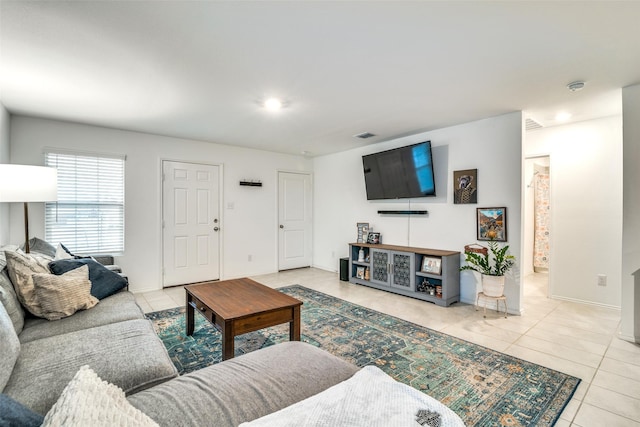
<box><xmin>240</xmin><ymin>366</ymin><xmax>465</xmax><ymax>427</ymax></box>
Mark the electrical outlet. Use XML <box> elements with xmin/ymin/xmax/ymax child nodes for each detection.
<box><xmin>248</xmin><ymin>254</ymin><xmax>252</xmax><ymax>262</ymax></box>
<box><xmin>331</xmin><ymin>251</ymin><xmax>335</xmax><ymax>258</ymax></box>
<box><xmin>597</xmin><ymin>274</ymin><xmax>607</xmax><ymax>287</ymax></box>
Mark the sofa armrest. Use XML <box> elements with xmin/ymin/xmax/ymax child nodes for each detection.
<box><xmin>85</xmin><ymin>255</ymin><xmax>128</xmax><ymax>287</ymax></box>
<box><xmin>128</xmin><ymin>342</ymin><xmax>359</xmax><ymax>427</ymax></box>
<box><xmin>89</xmin><ymin>255</ymin><xmax>115</xmax><ymax>266</ymax></box>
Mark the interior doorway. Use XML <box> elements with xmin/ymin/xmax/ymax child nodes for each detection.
<box><xmin>524</xmin><ymin>156</ymin><xmax>550</xmax><ymax>296</ymax></box>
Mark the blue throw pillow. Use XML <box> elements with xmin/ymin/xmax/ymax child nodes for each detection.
<box><xmin>48</xmin><ymin>258</ymin><xmax>128</xmax><ymax>300</ymax></box>
<box><xmin>0</xmin><ymin>394</ymin><xmax>44</xmax><ymax>427</ymax></box>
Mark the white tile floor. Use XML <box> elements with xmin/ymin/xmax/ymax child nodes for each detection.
<box><xmin>135</xmin><ymin>269</ymin><xmax>640</xmax><ymax>426</ymax></box>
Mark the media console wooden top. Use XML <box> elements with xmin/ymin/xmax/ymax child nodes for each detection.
<box><xmin>349</xmin><ymin>243</ymin><xmax>460</xmax><ymax>257</ymax></box>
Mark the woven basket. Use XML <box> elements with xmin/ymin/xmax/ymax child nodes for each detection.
<box><xmin>482</xmin><ymin>274</ymin><xmax>505</xmax><ymax>297</ymax></box>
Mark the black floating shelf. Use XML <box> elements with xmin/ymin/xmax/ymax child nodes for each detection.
<box><xmin>377</xmin><ymin>210</ymin><xmax>428</xmax><ymax>215</ymax></box>
<box><xmin>239</xmin><ymin>181</ymin><xmax>262</xmax><ymax>187</ymax></box>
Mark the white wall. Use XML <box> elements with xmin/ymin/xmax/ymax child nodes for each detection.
<box><xmin>525</xmin><ymin>116</ymin><xmax>623</xmax><ymax>308</ymax></box>
<box><xmin>313</xmin><ymin>112</ymin><xmax>524</xmax><ymax>313</ymax></box>
<box><xmin>0</xmin><ymin>104</ymin><xmax>10</xmax><ymax>245</ymax></box>
<box><xmin>9</xmin><ymin>116</ymin><xmax>312</xmax><ymax>292</ymax></box>
<box><xmin>621</xmin><ymin>84</ymin><xmax>640</xmax><ymax>342</ymax></box>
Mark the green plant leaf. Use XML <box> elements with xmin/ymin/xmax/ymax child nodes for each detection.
<box><xmin>460</xmin><ymin>240</ymin><xmax>515</xmax><ymax>276</ymax></box>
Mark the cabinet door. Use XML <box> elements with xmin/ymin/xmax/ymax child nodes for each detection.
<box><xmin>390</xmin><ymin>251</ymin><xmax>415</xmax><ymax>291</ymax></box>
<box><xmin>370</xmin><ymin>249</ymin><xmax>390</xmax><ymax>286</ymax></box>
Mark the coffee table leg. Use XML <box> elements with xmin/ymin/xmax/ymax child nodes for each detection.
<box><xmin>222</xmin><ymin>321</ymin><xmax>234</xmax><ymax>360</ymax></box>
<box><xmin>290</xmin><ymin>305</ymin><xmax>301</xmax><ymax>341</ymax></box>
<box><xmin>186</xmin><ymin>293</ymin><xmax>194</xmax><ymax>336</ymax></box>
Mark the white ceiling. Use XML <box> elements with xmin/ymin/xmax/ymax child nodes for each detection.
<box><xmin>1</xmin><ymin>1</ymin><xmax>639</xmax><ymax>157</ymax></box>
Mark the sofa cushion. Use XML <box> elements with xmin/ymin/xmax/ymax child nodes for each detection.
<box><xmin>4</xmin><ymin>318</ymin><xmax>178</xmax><ymax>415</ymax></box>
<box><xmin>0</xmin><ymin>302</ymin><xmax>21</xmax><ymax>392</ymax></box>
<box><xmin>128</xmin><ymin>342</ymin><xmax>359</xmax><ymax>427</ymax></box>
<box><xmin>32</xmin><ymin>265</ymin><xmax>99</xmax><ymax>321</ymax></box>
<box><xmin>0</xmin><ymin>269</ymin><xmax>25</xmax><ymax>334</ymax></box>
<box><xmin>49</xmin><ymin>258</ymin><xmax>128</xmax><ymax>300</ymax></box>
<box><xmin>42</xmin><ymin>366</ymin><xmax>158</xmax><ymax>427</ymax></box>
<box><xmin>19</xmin><ymin>291</ymin><xmax>144</xmax><ymax>343</ymax></box>
<box><xmin>0</xmin><ymin>394</ymin><xmax>44</xmax><ymax>427</ymax></box>
<box><xmin>5</xmin><ymin>251</ymin><xmax>50</xmax><ymax>317</ymax></box>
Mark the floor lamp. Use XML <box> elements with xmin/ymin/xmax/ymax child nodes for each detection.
<box><xmin>0</xmin><ymin>164</ymin><xmax>58</xmax><ymax>253</ymax></box>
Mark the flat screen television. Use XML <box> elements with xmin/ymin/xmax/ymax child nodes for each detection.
<box><xmin>362</xmin><ymin>141</ymin><xmax>436</xmax><ymax>200</ymax></box>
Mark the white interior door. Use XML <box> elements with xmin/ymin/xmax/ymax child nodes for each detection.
<box><xmin>162</xmin><ymin>161</ymin><xmax>220</xmax><ymax>287</ymax></box>
<box><xmin>278</xmin><ymin>171</ymin><xmax>312</xmax><ymax>270</ymax></box>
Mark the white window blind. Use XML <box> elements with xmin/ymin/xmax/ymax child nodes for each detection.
<box><xmin>45</xmin><ymin>150</ymin><xmax>125</xmax><ymax>254</ymax></box>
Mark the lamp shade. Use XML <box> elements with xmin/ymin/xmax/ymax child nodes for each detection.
<box><xmin>0</xmin><ymin>164</ymin><xmax>58</xmax><ymax>202</ymax></box>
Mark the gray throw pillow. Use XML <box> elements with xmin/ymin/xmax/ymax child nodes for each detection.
<box><xmin>0</xmin><ymin>301</ymin><xmax>21</xmax><ymax>392</ymax></box>
<box><xmin>0</xmin><ymin>269</ymin><xmax>25</xmax><ymax>334</ymax></box>
<box><xmin>21</xmin><ymin>237</ymin><xmax>56</xmax><ymax>259</ymax></box>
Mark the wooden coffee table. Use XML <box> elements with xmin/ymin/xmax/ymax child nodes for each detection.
<box><xmin>184</xmin><ymin>278</ymin><xmax>303</xmax><ymax>360</ymax></box>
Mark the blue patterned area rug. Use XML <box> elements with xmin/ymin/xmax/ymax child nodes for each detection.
<box><xmin>147</xmin><ymin>284</ymin><xmax>579</xmax><ymax>426</ymax></box>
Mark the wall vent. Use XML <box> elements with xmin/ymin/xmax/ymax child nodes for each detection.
<box><xmin>525</xmin><ymin>118</ymin><xmax>543</xmax><ymax>131</ymax></box>
<box><xmin>354</xmin><ymin>132</ymin><xmax>376</xmax><ymax>139</ymax></box>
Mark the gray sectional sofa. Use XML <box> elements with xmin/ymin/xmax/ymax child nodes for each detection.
<box><xmin>1</xmin><ymin>244</ymin><xmax>359</xmax><ymax>426</ymax></box>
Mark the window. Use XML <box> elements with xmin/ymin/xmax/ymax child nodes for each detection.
<box><xmin>45</xmin><ymin>150</ymin><xmax>125</xmax><ymax>254</ymax></box>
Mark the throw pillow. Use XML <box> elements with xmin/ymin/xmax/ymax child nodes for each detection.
<box><xmin>5</xmin><ymin>251</ymin><xmax>50</xmax><ymax>317</ymax></box>
<box><xmin>0</xmin><ymin>269</ymin><xmax>25</xmax><ymax>334</ymax></box>
<box><xmin>48</xmin><ymin>258</ymin><xmax>128</xmax><ymax>300</ymax></box>
<box><xmin>42</xmin><ymin>365</ymin><xmax>159</xmax><ymax>427</ymax></box>
<box><xmin>54</xmin><ymin>243</ymin><xmax>73</xmax><ymax>260</ymax></box>
<box><xmin>0</xmin><ymin>302</ymin><xmax>21</xmax><ymax>392</ymax></box>
<box><xmin>0</xmin><ymin>394</ymin><xmax>44</xmax><ymax>427</ymax></box>
<box><xmin>0</xmin><ymin>245</ymin><xmax>20</xmax><ymax>270</ymax></box>
<box><xmin>21</xmin><ymin>237</ymin><xmax>56</xmax><ymax>259</ymax></box>
<box><xmin>32</xmin><ymin>265</ymin><xmax>98</xmax><ymax>321</ymax></box>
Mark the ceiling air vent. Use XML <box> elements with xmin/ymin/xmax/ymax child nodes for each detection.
<box><xmin>354</xmin><ymin>132</ymin><xmax>376</xmax><ymax>139</ymax></box>
<box><xmin>525</xmin><ymin>118</ymin><xmax>543</xmax><ymax>131</ymax></box>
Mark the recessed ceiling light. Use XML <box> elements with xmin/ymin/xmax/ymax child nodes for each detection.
<box><xmin>264</xmin><ymin>97</ymin><xmax>282</xmax><ymax>111</ymax></box>
<box><xmin>555</xmin><ymin>112</ymin><xmax>572</xmax><ymax>122</ymax></box>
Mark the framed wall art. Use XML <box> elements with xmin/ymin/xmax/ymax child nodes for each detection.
<box><xmin>476</xmin><ymin>207</ymin><xmax>507</xmax><ymax>241</ymax></box>
<box><xmin>453</xmin><ymin>169</ymin><xmax>477</xmax><ymax>204</ymax></box>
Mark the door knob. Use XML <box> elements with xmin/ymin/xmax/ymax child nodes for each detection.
<box><xmin>214</xmin><ymin>227</ymin><xmax>219</xmax><ymax>231</ymax></box>
<box><xmin>279</xmin><ymin>225</ymin><xmax>284</xmax><ymax>229</ymax></box>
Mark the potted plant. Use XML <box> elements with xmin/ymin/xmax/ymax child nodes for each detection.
<box><xmin>460</xmin><ymin>241</ymin><xmax>515</xmax><ymax>297</ymax></box>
